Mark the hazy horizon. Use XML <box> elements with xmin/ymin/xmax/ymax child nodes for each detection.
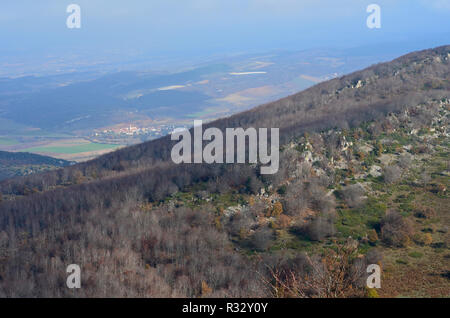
<box><xmin>1</xmin><ymin>1</ymin><xmax>450</xmax><ymax>76</ymax></box>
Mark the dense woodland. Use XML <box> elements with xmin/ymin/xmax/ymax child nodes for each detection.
<box><xmin>0</xmin><ymin>46</ymin><xmax>449</xmax><ymax>297</ymax></box>
<box><xmin>0</xmin><ymin>151</ymin><xmax>72</xmax><ymax>181</ymax></box>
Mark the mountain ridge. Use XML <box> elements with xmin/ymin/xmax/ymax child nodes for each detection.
<box><xmin>1</xmin><ymin>45</ymin><xmax>450</xmax><ymax>197</ymax></box>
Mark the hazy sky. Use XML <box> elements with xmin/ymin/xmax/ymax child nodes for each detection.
<box><xmin>1</xmin><ymin>1</ymin><xmax>449</xmax><ymax>61</ymax></box>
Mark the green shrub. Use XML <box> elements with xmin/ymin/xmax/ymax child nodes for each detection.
<box><xmin>408</xmin><ymin>251</ymin><xmax>423</xmax><ymax>258</ymax></box>
<box><xmin>277</xmin><ymin>185</ymin><xmax>287</xmax><ymax>195</ymax></box>
<box><xmin>366</xmin><ymin>287</ymin><xmax>380</xmax><ymax>298</ymax></box>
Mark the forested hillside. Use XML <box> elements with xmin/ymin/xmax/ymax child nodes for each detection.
<box><xmin>0</xmin><ymin>151</ymin><xmax>72</xmax><ymax>181</ymax></box>
<box><xmin>0</xmin><ymin>46</ymin><xmax>448</xmax><ymax>297</ymax></box>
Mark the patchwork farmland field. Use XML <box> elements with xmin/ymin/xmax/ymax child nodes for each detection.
<box><xmin>21</xmin><ymin>139</ymin><xmax>123</xmax><ymax>162</ymax></box>
<box><xmin>23</xmin><ymin>143</ymin><xmax>120</xmax><ymax>155</ymax></box>
<box><xmin>0</xmin><ymin>137</ymin><xmax>18</xmax><ymax>146</ymax></box>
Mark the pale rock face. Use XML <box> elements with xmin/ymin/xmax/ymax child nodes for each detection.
<box><xmin>359</xmin><ymin>144</ymin><xmax>373</xmax><ymax>154</ymax></box>
<box><xmin>334</xmin><ymin>159</ymin><xmax>348</xmax><ymax>170</ymax></box>
<box><xmin>223</xmin><ymin>204</ymin><xmax>249</xmax><ymax>218</ymax></box>
<box><xmin>369</xmin><ymin>165</ymin><xmax>382</xmax><ymax>177</ymax></box>
<box><xmin>303</xmin><ymin>151</ymin><xmax>313</xmax><ymax>163</ymax></box>
<box><xmin>340</xmin><ymin>137</ymin><xmax>353</xmax><ymax>152</ymax></box>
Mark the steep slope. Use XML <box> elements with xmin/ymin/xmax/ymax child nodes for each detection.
<box><xmin>0</xmin><ymin>46</ymin><xmax>449</xmax><ymax>297</ymax></box>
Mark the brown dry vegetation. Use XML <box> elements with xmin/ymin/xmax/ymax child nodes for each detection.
<box><xmin>0</xmin><ymin>46</ymin><xmax>449</xmax><ymax>297</ymax></box>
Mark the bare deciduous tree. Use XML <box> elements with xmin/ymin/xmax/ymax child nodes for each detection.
<box><xmin>384</xmin><ymin>165</ymin><xmax>402</xmax><ymax>184</ymax></box>
<box><xmin>264</xmin><ymin>242</ymin><xmax>365</xmax><ymax>298</ymax></box>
